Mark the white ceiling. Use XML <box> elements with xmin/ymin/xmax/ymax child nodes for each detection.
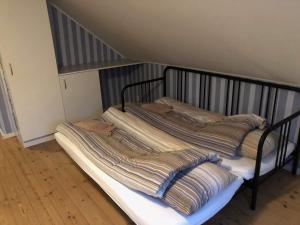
<box><xmin>49</xmin><ymin>0</ymin><xmax>300</xmax><ymax>86</ymax></box>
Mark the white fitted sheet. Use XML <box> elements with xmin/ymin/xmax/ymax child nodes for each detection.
<box><xmin>221</xmin><ymin>142</ymin><xmax>295</xmax><ymax>180</ymax></box>
<box><xmin>55</xmin><ymin>132</ymin><xmax>243</xmax><ymax>225</ymax></box>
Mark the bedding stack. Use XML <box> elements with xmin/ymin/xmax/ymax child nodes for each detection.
<box><xmin>122</xmin><ymin>97</ymin><xmax>293</xmax><ymax>180</ymax></box>
<box><xmin>155</xmin><ymin>97</ymin><xmax>279</xmax><ymax>159</ymax></box>
<box><xmin>126</xmin><ymin>97</ymin><xmax>269</xmax><ymax>158</ymax></box>
<box><xmin>56</xmin><ymin>107</ymin><xmax>238</xmax><ymax>215</ymax></box>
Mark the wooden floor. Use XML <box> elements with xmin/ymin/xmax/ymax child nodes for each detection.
<box><xmin>0</xmin><ymin>137</ymin><xmax>299</xmax><ymax>225</ymax></box>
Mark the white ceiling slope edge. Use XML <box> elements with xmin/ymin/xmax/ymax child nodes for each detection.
<box><xmin>49</xmin><ymin>0</ymin><xmax>300</xmax><ymax>86</ymax></box>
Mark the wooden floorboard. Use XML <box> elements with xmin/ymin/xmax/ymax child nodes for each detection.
<box><xmin>0</xmin><ymin>137</ymin><xmax>299</xmax><ymax>225</ymax></box>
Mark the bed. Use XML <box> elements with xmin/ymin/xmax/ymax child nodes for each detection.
<box><xmin>120</xmin><ymin>65</ymin><xmax>300</xmax><ymax>209</ymax></box>
<box><xmin>55</xmin><ymin>132</ymin><xmax>243</xmax><ymax>225</ymax></box>
<box><xmin>55</xmin><ymin>108</ymin><xmax>244</xmax><ymax>225</ymax></box>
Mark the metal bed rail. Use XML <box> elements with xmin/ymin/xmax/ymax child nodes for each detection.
<box><xmin>121</xmin><ymin>77</ymin><xmax>165</xmax><ymax>112</ymax></box>
<box><xmin>120</xmin><ymin>65</ymin><xmax>300</xmax><ymax>210</ymax></box>
<box><xmin>250</xmin><ymin>110</ymin><xmax>300</xmax><ymax>209</ymax></box>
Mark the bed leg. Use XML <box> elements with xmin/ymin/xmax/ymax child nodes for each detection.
<box><xmin>250</xmin><ymin>186</ymin><xmax>258</xmax><ymax>210</ymax></box>
<box><xmin>292</xmin><ymin>134</ymin><xmax>300</xmax><ymax>175</ymax></box>
<box><xmin>292</xmin><ymin>150</ymin><xmax>299</xmax><ymax>175</ymax></box>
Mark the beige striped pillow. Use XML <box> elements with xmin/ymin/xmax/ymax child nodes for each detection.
<box><xmin>240</xmin><ymin>129</ymin><xmax>277</xmax><ymax>159</ymax></box>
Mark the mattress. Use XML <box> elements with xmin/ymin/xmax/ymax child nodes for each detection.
<box><xmin>221</xmin><ymin>142</ymin><xmax>295</xmax><ymax>180</ymax></box>
<box><xmin>55</xmin><ymin>132</ymin><xmax>243</xmax><ymax>225</ymax></box>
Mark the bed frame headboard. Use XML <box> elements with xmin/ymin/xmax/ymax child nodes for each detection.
<box><xmin>121</xmin><ymin>65</ymin><xmax>300</xmax><ymax>209</ymax></box>
<box><xmin>164</xmin><ymin>66</ymin><xmax>300</xmax><ymax>122</ymax></box>
<box><xmin>121</xmin><ymin>65</ymin><xmax>300</xmax><ymax>140</ymax></box>
<box><xmin>123</xmin><ymin>65</ymin><xmax>300</xmax><ymax>122</ymax></box>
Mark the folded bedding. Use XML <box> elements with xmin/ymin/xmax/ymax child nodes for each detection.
<box><xmin>102</xmin><ymin>107</ymin><xmax>198</xmax><ymax>153</ymax></box>
<box><xmin>56</xmin><ymin>116</ymin><xmax>237</xmax><ymax>215</ymax></box>
<box><xmin>126</xmin><ymin>102</ymin><xmax>266</xmax><ymax>158</ymax></box>
<box><xmin>154</xmin><ymin>97</ymin><xmax>278</xmax><ymax>160</ymax></box>
<box><xmin>156</xmin><ymin>97</ymin><xmax>225</xmax><ymax>123</ymax></box>
<box><xmin>74</xmin><ymin>120</ymin><xmax>115</xmax><ymax>136</ymax></box>
<box><xmin>141</xmin><ymin>102</ymin><xmax>173</xmax><ymax>114</ymax></box>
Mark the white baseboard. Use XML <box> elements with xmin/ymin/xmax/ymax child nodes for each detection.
<box><xmin>0</xmin><ymin>129</ymin><xmax>16</xmax><ymax>139</ymax></box>
<box><xmin>23</xmin><ymin>133</ymin><xmax>55</xmax><ymax>148</ymax></box>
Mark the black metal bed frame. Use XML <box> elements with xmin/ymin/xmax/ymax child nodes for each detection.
<box><xmin>121</xmin><ymin>65</ymin><xmax>300</xmax><ymax>210</ymax></box>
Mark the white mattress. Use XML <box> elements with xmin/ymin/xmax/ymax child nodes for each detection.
<box><xmin>221</xmin><ymin>142</ymin><xmax>295</xmax><ymax>180</ymax></box>
<box><xmin>55</xmin><ymin>132</ymin><xmax>243</xmax><ymax>225</ymax></box>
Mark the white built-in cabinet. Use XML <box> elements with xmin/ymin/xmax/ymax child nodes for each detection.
<box><xmin>60</xmin><ymin>71</ymin><xmax>103</xmax><ymax>122</ymax></box>
<box><xmin>0</xmin><ymin>0</ymin><xmax>65</xmax><ymax>147</ymax></box>
<box><xmin>0</xmin><ymin>0</ymin><xmax>141</xmax><ymax>147</ymax></box>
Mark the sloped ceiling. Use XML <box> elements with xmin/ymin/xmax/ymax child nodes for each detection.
<box><xmin>49</xmin><ymin>0</ymin><xmax>300</xmax><ymax>85</ymax></box>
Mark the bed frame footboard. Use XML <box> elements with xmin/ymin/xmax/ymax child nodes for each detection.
<box><xmin>250</xmin><ymin>111</ymin><xmax>300</xmax><ymax>209</ymax></box>
<box><xmin>120</xmin><ymin>65</ymin><xmax>300</xmax><ymax>210</ymax></box>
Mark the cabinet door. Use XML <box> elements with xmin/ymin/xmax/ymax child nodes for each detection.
<box><xmin>60</xmin><ymin>71</ymin><xmax>103</xmax><ymax>122</ymax></box>
<box><xmin>0</xmin><ymin>0</ymin><xmax>65</xmax><ymax>144</ymax></box>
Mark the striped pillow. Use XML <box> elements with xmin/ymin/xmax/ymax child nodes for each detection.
<box><xmin>240</xmin><ymin>129</ymin><xmax>277</xmax><ymax>159</ymax></box>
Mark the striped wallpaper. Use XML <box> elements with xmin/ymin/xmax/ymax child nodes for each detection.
<box><xmin>100</xmin><ymin>63</ymin><xmax>165</xmax><ymax>110</ymax></box>
<box><xmin>47</xmin><ymin>2</ymin><xmax>123</xmax><ymax>69</ymax></box>
<box><xmin>0</xmin><ymin>69</ymin><xmax>15</xmax><ymax>135</ymax></box>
